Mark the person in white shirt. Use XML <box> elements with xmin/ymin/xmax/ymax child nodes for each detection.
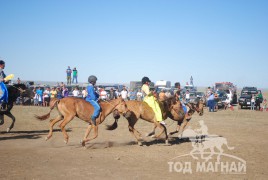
<box><xmin>82</xmin><ymin>87</ymin><xmax>87</xmax><ymax>99</ymax></box>
<box><xmin>185</xmin><ymin>90</ymin><xmax>190</xmax><ymax>103</ymax></box>
<box><xmin>120</xmin><ymin>87</ymin><xmax>128</xmax><ymax>101</ymax></box>
<box><xmin>100</xmin><ymin>88</ymin><xmax>107</xmax><ymax>100</ymax></box>
<box><xmin>136</xmin><ymin>89</ymin><xmax>143</xmax><ymax>101</ymax></box>
<box><xmin>43</xmin><ymin>87</ymin><xmax>51</xmax><ymax>107</ymax></box>
<box><xmin>72</xmin><ymin>87</ymin><xmax>80</xmax><ymax>97</ymax></box>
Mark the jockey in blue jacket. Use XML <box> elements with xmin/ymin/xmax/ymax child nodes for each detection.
<box><xmin>85</xmin><ymin>75</ymin><xmax>100</xmax><ymax>126</ymax></box>
<box><xmin>0</xmin><ymin>60</ymin><xmax>8</xmax><ymax>103</ymax></box>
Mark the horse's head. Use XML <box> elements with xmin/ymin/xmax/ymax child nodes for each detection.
<box><xmin>190</xmin><ymin>98</ymin><xmax>204</xmax><ymax>116</ymax></box>
<box><xmin>113</xmin><ymin>97</ymin><xmax>131</xmax><ymax>117</ymax></box>
<box><xmin>162</xmin><ymin>96</ymin><xmax>184</xmax><ymax>120</ymax></box>
<box><xmin>7</xmin><ymin>84</ymin><xmax>34</xmax><ymax>103</ymax></box>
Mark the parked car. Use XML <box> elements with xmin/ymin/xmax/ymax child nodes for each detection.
<box><xmin>238</xmin><ymin>87</ymin><xmax>260</xmax><ymax>109</ymax></box>
<box><xmin>215</xmin><ymin>91</ymin><xmax>228</xmax><ymax>109</ymax></box>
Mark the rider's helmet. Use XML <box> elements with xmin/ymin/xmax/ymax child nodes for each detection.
<box><xmin>88</xmin><ymin>75</ymin><xmax>97</xmax><ymax>84</ymax></box>
<box><xmin>141</xmin><ymin>76</ymin><xmax>151</xmax><ymax>84</ymax></box>
<box><xmin>0</xmin><ymin>60</ymin><xmax>5</xmax><ymax>65</ymax></box>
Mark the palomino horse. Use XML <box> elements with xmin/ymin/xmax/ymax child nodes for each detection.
<box><xmin>168</xmin><ymin>99</ymin><xmax>204</xmax><ymax>136</ymax></box>
<box><xmin>106</xmin><ymin>96</ymin><xmax>180</xmax><ymax>145</ymax></box>
<box><xmin>0</xmin><ymin>84</ymin><xmax>32</xmax><ymax>132</ymax></box>
<box><xmin>35</xmin><ymin>97</ymin><xmax>129</xmax><ymax>146</ymax></box>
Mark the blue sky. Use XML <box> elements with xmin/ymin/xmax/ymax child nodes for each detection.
<box><xmin>0</xmin><ymin>0</ymin><xmax>267</xmax><ymax>88</ymax></box>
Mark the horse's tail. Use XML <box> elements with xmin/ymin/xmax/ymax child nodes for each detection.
<box><xmin>34</xmin><ymin>98</ymin><xmax>60</xmax><ymax>121</ymax></box>
<box><xmin>106</xmin><ymin>119</ymin><xmax>118</xmax><ymax>130</ymax></box>
<box><xmin>106</xmin><ymin>110</ymin><xmax>120</xmax><ymax>130</ymax></box>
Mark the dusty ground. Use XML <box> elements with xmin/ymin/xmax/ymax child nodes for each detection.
<box><xmin>1</xmin><ymin>94</ymin><xmax>268</xmax><ymax>180</ymax></box>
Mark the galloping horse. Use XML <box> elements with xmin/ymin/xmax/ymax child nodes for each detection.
<box><xmin>0</xmin><ymin>84</ymin><xmax>32</xmax><ymax>132</ymax></box>
<box><xmin>35</xmin><ymin>97</ymin><xmax>129</xmax><ymax>146</ymax></box>
<box><xmin>106</xmin><ymin>96</ymin><xmax>180</xmax><ymax>145</ymax></box>
<box><xmin>168</xmin><ymin>99</ymin><xmax>204</xmax><ymax>136</ymax></box>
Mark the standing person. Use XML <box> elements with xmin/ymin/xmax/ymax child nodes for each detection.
<box><xmin>120</xmin><ymin>87</ymin><xmax>128</xmax><ymax>101</ymax></box>
<box><xmin>207</xmin><ymin>92</ymin><xmax>215</xmax><ymax>112</ymax></box>
<box><xmin>62</xmin><ymin>85</ymin><xmax>69</xmax><ymax>98</ymax></box>
<box><xmin>262</xmin><ymin>99</ymin><xmax>267</xmax><ymax>112</ymax></box>
<box><xmin>128</xmin><ymin>89</ymin><xmax>136</xmax><ymax>100</ymax></box>
<box><xmin>158</xmin><ymin>89</ymin><xmax>166</xmax><ymax>102</ymax></box>
<box><xmin>85</xmin><ymin>75</ymin><xmax>100</xmax><ymax>126</ymax></box>
<box><xmin>185</xmin><ymin>90</ymin><xmax>190</xmax><ymax>103</ymax></box>
<box><xmin>17</xmin><ymin>78</ymin><xmax>21</xmax><ymax>84</ymax></box>
<box><xmin>50</xmin><ymin>87</ymin><xmax>57</xmax><ymax>99</ymax></box>
<box><xmin>136</xmin><ymin>89</ymin><xmax>143</xmax><ymax>101</ymax></box>
<box><xmin>43</xmin><ymin>87</ymin><xmax>50</xmax><ymax>107</ymax></box>
<box><xmin>141</xmin><ymin>76</ymin><xmax>164</xmax><ymax>125</ymax></box>
<box><xmin>251</xmin><ymin>95</ymin><xmax>255</xmax><ymax>110</ymax></box>
<box><xmin>109</xmin><ymin>88</ymin><xmax>116</xmax><ymax>100</ymax></box>
<box><xmin>82</xmin><ymin>87</ymin><xmax>87</xmax><ymax>99</ymax></box>
<box><xmin>36</xmin><ymin>86</ymin><xmax>43</xmax><ymax>106</ymax></box>
<box><xmin>255</xmin><ymin>91</ymin><xmax>263</xmax><ymax>111</ymax></box>
<box><xmin>66</xmin><ymin>66</ymin><xmax>72</xmax><ymax>85</ymax></box>
<box><xmin>174</xmin><ymin>82</ymin><xmax>181</xmax><ymax>101</ymax></box>
<box><xmin>56</xmin><ymin>87</ymin><xmax>63</xmax><ymax>99</ymax></box>
<box><xmin>99</xmin><ymin>87</ymin><xmax>107</xmax><ymax>100</ymax></box>
<box><xmin>72</xmin><ymin>87</ymin><xmax>80</xmax><ymax>97</ymax></box>
<box><xmin>72</xmin><ymin>67</ymin><xmax>78</xmax><ymax>84</ymax></box>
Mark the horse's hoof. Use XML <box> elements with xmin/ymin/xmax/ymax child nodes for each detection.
<box><xmin>6</xmin><ymin>128</ymin><xmax>10</xmax><ymax>133</ymax></box>
<box><xmin>80</xmin><ymin>140</ymin><xmax>86</xmax><ymax>147</ymax></box>
<box><xmin>146</xmin><ymin>132</ymin><xmax>155</xmax><ymax>137</ymax></box>
<box><xmin>165</xmin><ymin>140</ymin><xmax>171</xmax><ymax>146</ymax></box>
<box><xmin>64</xmin><ymin>140</ymin><xmax>68</xmax><ymax>144</ymax></box>
<box><xmin>138</xmin><ymin>141</ymin><xmax>143</xmax><ymax>146</ymax></box>
<box><xmin>151</xmin><ymin>135</ymin><xmax>156</xmax><ymax>138</ymax></box>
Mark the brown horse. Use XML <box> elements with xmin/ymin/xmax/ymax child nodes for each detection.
<box><xmin>35</xmin><ymin>97</ymin><xmax>129</xmax><ymax>146</ymax></box>
<box><xmin>168</xmin><ymin>99</ymin><xmax>204</xmax><ymax>136</ymax></box>
<box><xmin>107</xmin><ymin>96</ymin><xmax>180</xmax><ymax>145</ymax></box>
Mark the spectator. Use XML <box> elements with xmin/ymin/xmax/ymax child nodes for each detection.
<box><xmin>56</xmin><ymin>87</ymin><xmax>63</xmax><ymax>99</ymax></box>
<box><xmin>36</xmin><ymin>86</ymin><xmax>43</xmax><ymax>106</ymax></box>
<box><xmin>72</xmin><ymin>67</ymin><xmax>78</xmax><ymax>84</ymax></box>
<box><xmin>66</xmin><ymin>66</ymin><xmax>72</xmax><ymax>85</ymax></box>
<box><xmin>136</xmin><ymin>89</ymin><xmax>143</xmax><ymax>101</ymax></box>
<box><xmin>82</xmin><ymin>87</ymin><xmax>87</xmax><ymax>99</ymax></box>
<box><xmin>17</xmin><ymin>78</ymin><xmax>21</xmax><ymax>84</ymax></box>
<box><xmin>109</xmin><ymin>88</ymin><xmax>116</xmax><ymax>100</ymax></box>
<box><xmin>115</xmin><ymin>89</ymin><xmax>120</xmax><ymax>98</ymax></box>
<box><xmin>128</xmin><ymin>89</ymin><xmax>136</xmax><ymax>100</ymax></box>
<box><xmin>174</xmin><ymin>82</ymin><xmax>181</xmax><ymax>101</ymax></box>
<box><xmin>100</xmin><ymin>88</ymin><xmax>107</xmax><ymax>100</ymax></box>
<box><xmin>43</xmin><ymin>87</ymin><xmax>50</xmax><ymax>107</ymax></box>
<box><xmin>62</xmin><ymin>85</ymin><xmax>69</xmax><ymax>97</ymax></box>
<box><xmin>262</xmin><ymin>99</ymin><xmax>267</xmax><ymax>112</ymax></box>
<box><xmin>255</xmin><ymin>91</ymin><xmax>263</xmax><ymax>111</ymax></box>
<box><xmin>207</xmin><ymin>92</ymin><xmax>215</xmax><ymax>112</ymax></box>
<box><xmin>159</xmin><ymin>89</ymin><xmax>166</xmax><ymax>102</ymax></box>
<box><xmin>50</xmin><ymin>87</ymin><xmax>57</xmax><ymax>99</ymax></box>
<box><xmin>165</xmin><ymin>90</ymin><xmax>172</xmax><ymax>98</ymax></box>
<box><xmin>121</xmin><ymin>87</ymin><xmax>128</xmax><ymax>101</ymax></box>
<box><xmin>72</xmin><ymin>87</ymin><xmax>80</xmax><ymax>97</ymax></box>
<box><xmin>185</xmin><ymin>90</ymin><xmax>190</xmax><ymax>103</ymax></box>
<box><xmin>251</xmin><ymin>95</ymin><xmax>255</xmax><ymax>110</ymax></box>
<box><xmin>33</xmin><ymin>91</ymin><xmax>39</xmax><ymax>106</ymax></box>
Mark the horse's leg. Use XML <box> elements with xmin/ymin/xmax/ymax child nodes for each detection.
<box><xmin>178</xmin><ymin>119</ymin><xmax>190</xmax><ymax>136</ymax></box>
<box><xmin>127</xmin><ymin>118</ymin><xmax>143</xmax><ymax>145</ymax></box>
<box><xmin>146</xmin><ymin>124</ymin><xmax>157</xmax><ymax>137</ymax></box>
<box><xmin>81</xmin><ymin>124</ymin><xmax>93</xmax><ymax>146</ymax></box>
<box><xmin>169</xmin><ymin>121</ymin><xmax>182</xmax><ymax>135</ymax></box>
<box><xmin>4</xmin><ymin>112</ymin><xmax>15</xmax><ymax>132</ymax></box>
<box><xmin>46</xmin><ymin>115</ymin><xmax>63</xmax><ymax>141</ymax></box>
<box><xmin>153</xmin><ymin>122</ymin><xmax>169</xmax><ymax>144</ymax></box>
<box><xmin>0</xmin><ymin>114</ymin><xmax>4</xmax><ymax>126</ymax></box>
<box><xmin>81</xmin><ymin>125</ymin><xmax>99</xmax><ymax>146</ymax></box>
<box><xmin>58</xmin><ymin>115</ymin><xmax>75</xmax><ymax>144</ymax></box>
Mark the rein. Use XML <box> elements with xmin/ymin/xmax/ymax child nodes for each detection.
<box><xmin>10</xmin><ymin>85</ymin><xmax>26</xmax><ymax>93</ymax></box>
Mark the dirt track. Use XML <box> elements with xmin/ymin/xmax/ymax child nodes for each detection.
<box><xmin>1</xmin><ymin>100</ymin><xmax>268</xmax><ymax>180</ymax></box>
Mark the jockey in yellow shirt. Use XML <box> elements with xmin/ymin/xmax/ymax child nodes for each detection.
<box><xmin>141</xmin><ymin>76</ymin><xmax>165</xmax><ymax>125</ymax></box>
